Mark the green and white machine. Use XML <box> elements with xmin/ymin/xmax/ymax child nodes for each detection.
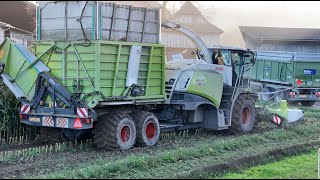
<box><xmin>0</xmin><ymin>2</ymin><xmax>304</xmax><ymax>151</ymax></box>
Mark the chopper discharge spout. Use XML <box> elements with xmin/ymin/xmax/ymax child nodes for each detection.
<box><xmin>161</xmin><ymin>21</ymin><xmax>211</xmax><ymax>64</ymax></box>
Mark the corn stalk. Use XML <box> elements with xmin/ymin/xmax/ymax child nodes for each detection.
<box><xmin>0</xmin><ymin>82</ymin><xmax>39</xmax><ymax>145</ymax></box>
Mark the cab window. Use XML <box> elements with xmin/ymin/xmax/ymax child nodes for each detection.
<box><xmin>221</xmin><ymin>50</ymin><xmax>231</xmax><ymax>66</ymax></box>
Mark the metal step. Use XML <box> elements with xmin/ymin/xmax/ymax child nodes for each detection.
<box><xmin>160</xmin><ymin>123</ymin><xmax>185</xmax><ymax>132</ymax></box>
<box><xmin>160</xmin><ymin>123</ymin><xmax>183</xmax><ymax>129</ymax></box>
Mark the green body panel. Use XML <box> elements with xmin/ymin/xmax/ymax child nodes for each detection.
<box><xmin>187</xmin><ymin>71</ymin><xmax>223</xmax><ymax>107</ymax></box>
<box><xmin>32</xmin><ymin>40</ymin><xmax>166</xmax><ymax>108</ymax></box>
<box><xmin>0</xmin><ymin>39</ymin><xmax>166</xmax><ymax>108</ymax></box>
<box><xmin>251</xmin><ymin>55</ymin><xmax>320</xmax><ymax>88</ymax></box>
<box><xmin>294</xmin><ymin>62</ymin><xmax>320</xmax><ymax>87</ymax></box>
<box><xmin>0</xmin><ymin>39</ymin><xmax>39</xmax><ymax>100</ymax></box>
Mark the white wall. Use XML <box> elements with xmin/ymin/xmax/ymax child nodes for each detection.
<box><xmin>0</xmin><ymin>27</ymin><xmax>4</xmax><ymax>43</ymax></box>
<box><xmin>10</xmin><ymin>30</ymin><xmax>33</xmax><ymax>45</ymax></box>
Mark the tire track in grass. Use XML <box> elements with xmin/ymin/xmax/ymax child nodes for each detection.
<box><xmin>112</xmin><ymin>140</ymin><xmax>320</xmax><ymax>179</ymax></box>
<box><xmin>179</xmin><ymin>141</ymin><xmax>320</xmax><ymax>179</ymax></box>
<box><xmin>217</xmin><ymin>150</ymin><xmax>317</xmax><ymax>179</ymax></box>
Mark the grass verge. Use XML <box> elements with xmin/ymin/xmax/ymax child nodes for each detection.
<box><xmin>213</xmin><ymin>149</ymin><xmax>318</xmax><ymax>179</ymax></box>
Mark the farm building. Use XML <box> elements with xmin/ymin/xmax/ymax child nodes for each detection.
<box><xmin>160</xmin><ymin>1</ymin><xmax>223</xmax><ymax>59</ymax></box>
<box><xmin>0</xmin><ymin>1</ymin><xmax>36</xmax><ymax>44</ymax></box>
<box><xmin>0</xmin><ymin>21</ymin><xmax>34</xmax><ymax>45</ymax></box>
<box><xmin>239</xmin><ymin>26</ymin><xmax>320</xmax><ymax>53</ymax></box>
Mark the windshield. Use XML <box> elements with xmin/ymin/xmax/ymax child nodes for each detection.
<box><xmin>209</xmin><ymin>48</ymin><xmax>232</xmax><ymax>66</ymax></box>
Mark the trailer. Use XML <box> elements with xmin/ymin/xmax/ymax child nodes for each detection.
<box><xmin>0</xmin><ymin>1</ymin><xmax>304</xmax><ymax>151</ymax></box>
<box><xmin>250</xmin><ymin>51</ymin><xmax>320</xmax><ymax>106</ymax></box>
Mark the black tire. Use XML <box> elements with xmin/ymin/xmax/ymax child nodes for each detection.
<box><xmin>274</xmin><ymin>89</ymin><xmax>287</xmax><ymax>103</ymax></box>
<box><xmin>300</xmin><ymin>101</ymin><xmax>316</xmax><ymax>106</ymax></box>
<box><xmin>40</xmin><ymin>127</ymin><xmax>64</xmax><ymax>144</ymax></box>
<box><xmin>93</xmin><ymin>113</ymin><xmax>136</xmax><ymax>151</ymax></box>
<box><xmin>231</xmin><ymin>94</ymin><xmax>256</xmax><ymax>133</ymax></box>
<box><xmin>260</xmin><ymin>87</ymin><xmax>272</xmax><ymax>101</ymax></box>
<box><xmin>129</xmin><ymin>111</ymin><xmax>160</xmax><ymax>147</ymax></box>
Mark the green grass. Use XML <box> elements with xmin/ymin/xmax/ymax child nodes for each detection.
<box><xmin>215</xmin><ymin>150</ymin><xmax>318</xmax><ymax>179</ymax></box>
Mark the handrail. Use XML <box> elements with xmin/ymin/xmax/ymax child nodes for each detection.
<box><xmin>231</xmin><ymin>64</ymin><xmax>253</xmax><ymax>101</ymax></box>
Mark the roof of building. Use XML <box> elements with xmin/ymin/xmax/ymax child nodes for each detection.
<box><xmin>0</xmin><ymin>1</ymin><xmax>36</xmax><ymax>32</ymax></box>
<box><xmin>167</xmin><ymin>1</ymin><xmax>223</xmax><ymax>34</ymax></box>
<box><xmin>239</xmin><ymin>26</ymin><xmax>320</xmax><ymax>42</ymax></box>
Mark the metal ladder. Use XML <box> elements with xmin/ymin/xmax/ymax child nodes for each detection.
<box><xmin>231</xmin><ymin>64</ymin><xmax>253</xmax><ymax>101</ymax></box>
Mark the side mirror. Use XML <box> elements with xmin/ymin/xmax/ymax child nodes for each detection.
<box><xmin>244</xmin><ymin>51</ymin><xmax>256</xmax><ymax>64</ymax></box>
<box><xmin>251</xmin><ymin>52</ymin><xmax>257</xmax><ymax>64</ymax></box>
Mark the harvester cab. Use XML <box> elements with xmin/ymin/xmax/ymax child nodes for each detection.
<box><xmin>208</xmin><ymin>46</ymin><xmax>256</xmax><ymax>87</ymax></box>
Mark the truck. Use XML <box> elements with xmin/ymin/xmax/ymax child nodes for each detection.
<box><xmin>0</xmin><ymin>1</ymin><xmax>304</xmax><ymax>151</ymax></box>
<box><xmin>250</xmin><ymin>51</ymin><xmax>320</xmax><ymax>106</ymax></box>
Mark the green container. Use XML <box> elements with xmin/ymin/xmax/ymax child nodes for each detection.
<box><xmin>0</xmin><ymin>38</ymin><xmax>166</xmax><ymax>108</ymax></box>
<box><xmin>251</xmin><ymin>51</ymin><xmax>320</xmax><ymax>88</ymax></box>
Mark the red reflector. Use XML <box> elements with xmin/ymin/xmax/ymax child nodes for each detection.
<box><xmin>272</xmin><ymin>115</ymin><xmax>282</xmax><ymax>125</ymax></box>
<box><xmin>289</xmin><ymin>92</ymin><xmax>295</xmax><ymax>97</ymax></box>
<box><xmin>81</xmin><ymin>118</ymin><xmax>91</xmax><ymax>124</ymax></box>
<box><xmin>73</xmin><ymin>118</ymin><xmax>83</xmax><ymax>128</ymax></box>
<box><xmin>296</xmin><ymin>79</ymin><xmax>302</xmax><ymax>86</ymax></box>
<box><xmin>19</xmin><ymin>114</ymin><xmax>27</xmax><ymax>121</ymax></box>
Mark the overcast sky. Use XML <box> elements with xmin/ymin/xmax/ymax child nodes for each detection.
<box><xmin>160</xmin><ymin>1</ymin><xmax>320</xmax><ymax>8</ymax></box>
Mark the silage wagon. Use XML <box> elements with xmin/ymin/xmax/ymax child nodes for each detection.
<box><xmin>251</xmin><ymin>51</ymin><xmax>320</xmax><ymax>106</ymax></box>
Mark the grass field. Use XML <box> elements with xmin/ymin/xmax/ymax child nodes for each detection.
<box><xmin>0</xmin><ymin>103</ymin><xmax>320</xmax><ymax>179</ymax></box>
<box><xmin>213</xmin><ymin>150</ymin><xmax>318</xmax><ymax>179</ymax></box>
<box><xmin>27</xmin><ymin>115</ymin><xmax>320</xmax><ymax>179</ymax></box>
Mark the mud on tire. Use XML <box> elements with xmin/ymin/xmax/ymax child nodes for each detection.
<box><xmin>93</xmin><ymin>113</ymin><xmax>136</xmax><ymax>151</ymax></box>
<box><xmin>231</xmin><ymin>94</ymin><xmax>256</xmax><ymax>133</ymax></box>
<box><xmin>129</xmin><ymin>111</ymin><xmax>160</xmax><ymax>147</ymax></box>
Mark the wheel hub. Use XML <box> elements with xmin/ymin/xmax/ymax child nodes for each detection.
<box><xmin>241</xmin><ymin>107</ymin><xmax>251</xmax><ymax>126</ymax></box>
<box><xmin>121</xmin><ymin>125</ymin><xmax>130</xmax><ymax>142</ymax></box>
<box><xmin>146</xmin><ymin>121</ymin><xmax>156</xmax><ymax>140</ymax></box>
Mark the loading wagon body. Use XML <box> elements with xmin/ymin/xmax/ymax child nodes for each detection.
<box><xmin>250</xmin><ymin>50</ymin><xmax>320</xmax><ymax>105</ymax></box>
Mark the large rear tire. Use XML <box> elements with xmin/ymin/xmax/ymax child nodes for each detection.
<box><xmin>129</xmin><ymin>111</ymin><xmax>160</xmax><ymax>147</ymax></box>
<box><xmin>94</xmin><ymin>113</ymin><xmax>136</xmax><ymax>151</ymax></box>
<box><xmin>300</xmin><ymin>101</ymin><xmax>316</xmax><ymax>106</ymax></box>
<box><xmin>231</xmin><ymin>94</ymin><xmax>256</xmax><ymax>133</ymax></box>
